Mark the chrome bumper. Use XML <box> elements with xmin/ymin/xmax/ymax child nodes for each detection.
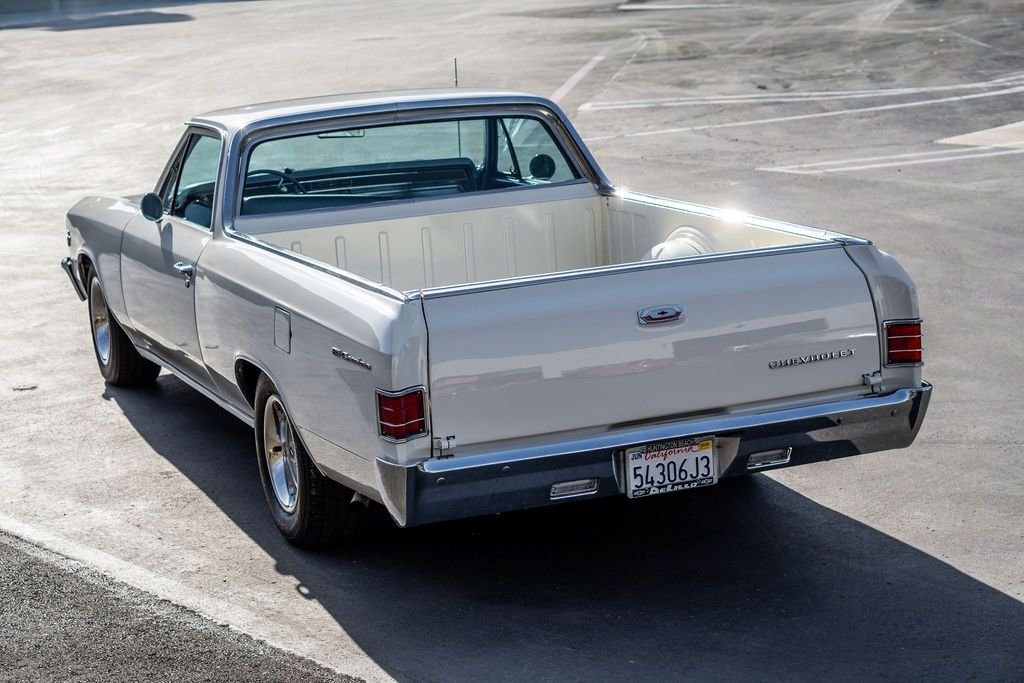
<box><xmin>60</xmin><ymin>257</ymin><xmax>86</xmax><ymax>301</ymax></box>
<box><xmin>375</xmin><ymin>382</ymin><xmax>932</xmax><ymax>527</ymax></box>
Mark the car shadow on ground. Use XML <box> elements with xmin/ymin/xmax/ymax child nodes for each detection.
<box><xmin>0</xmin><ymin>10</ymin><xmax>192</xmax><ymax>31</ymax></box>
<box><xmin>107</xmin><ymin>375</ymin><xmax>1024</xmax><ymax>681</ymax></box>
<box><xmin>0</xmin><ymin>1</ymin><xmax>264</xmax><ymax>31</ymax></box>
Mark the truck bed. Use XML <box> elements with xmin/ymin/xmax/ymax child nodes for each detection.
<box><xmin>236</xmin><ymin>184</ymin><xmax>835</xmax><ymax>292</ymax></box>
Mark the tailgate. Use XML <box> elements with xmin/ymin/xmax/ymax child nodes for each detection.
<box><xmin>420</xmin><ymin>246</ymin><xmax>880</xmax><ymax>451</ymax></box>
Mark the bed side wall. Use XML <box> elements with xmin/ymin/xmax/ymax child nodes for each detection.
<box><xmin>251</xmin><ymin>191</ymin><xmax>605</xmax><ymax>291</ymax></box>
<box><xmin>607</xmin><ymin>193</ymin><xmax>824</xmax><ymax>263</ymax></box>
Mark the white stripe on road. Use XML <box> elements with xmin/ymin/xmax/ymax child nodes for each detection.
<box><xmin>617</xmin><ymin>3</ymin><xmax>735</xmax><ymax>9</ymax></box>
<box><xmin>759</xmin><ymin>147</ymin><xmax>1024</xmax><ymax>175</ymax></box>
<box><xmin>550</xmin><ymin>55</ymin><xmax>606</xmax><ymax>103</ymax></box>
<box><xmin>937</xmin><ymin>120</ymin><xmax>1024</xmax><ymax>148</ymax></box>
<box><xmin>580</xmin><ymin>72</ymin><xmax>1024</xmax><ymax>110</ymax></box>
<box><xmin>765</xmin><ymin>146</ymin><xmax>1004</xmax><ymax>170</ymax></box>
<box><xmin>583</xmin><ymin>84</ymin><xmax>1024</xmax><ymax>141</ymax></box>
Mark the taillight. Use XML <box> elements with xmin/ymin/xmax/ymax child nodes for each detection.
<box><xmin>376</xmin><ymin>388</ymin><xmax>426</xmax><ymax>441</ymax></box>
<box><xmin>884</xmin><ymin>319</ymin><xmax>923</xmax><ymax>366</ymax></box>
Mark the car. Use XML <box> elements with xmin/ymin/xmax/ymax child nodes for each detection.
<box><xmin>61</xmin><ymin>89</ymin><xmax>932</xmax><ymax>546</ymax></box>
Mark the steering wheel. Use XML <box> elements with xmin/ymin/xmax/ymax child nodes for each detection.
<box><xmin>246</xmin><ymin>168</ymin><xmax>306</xmax><ymax>194</ymax></box>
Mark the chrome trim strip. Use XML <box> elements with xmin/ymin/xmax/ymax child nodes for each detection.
<box><xmin>616</xmin><ymin>190</ymin><xmax>873</xmax><ymax>246</ymax></box>
<box><xmin>136</xmin><ymin>347</ymin><xmax>255</xmax><ymax>427</ymax></box>
<box><xmin>60</xmin><ymin>257</ymin><xmax>86</xmax><ymax>301</ymax></box>
<box><xmin>419</xmin><ymin>242</ymin><xmax>841</xmax><ymax>299</ymax></box>
<box><xmin>419</xmin><ymin>385</ymin><xmax>925</xmax><ymax>474</ymax></box>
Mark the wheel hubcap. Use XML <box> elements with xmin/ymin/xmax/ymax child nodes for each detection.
<box><xmin>89</xmin><ymin>279</ymin><xmax>111</xmax><ymax>365</ymax></box>
<box><xmin>262</xmin><ymin>395</ymin><xmax>300</xmax><ymax>513</ymax></box>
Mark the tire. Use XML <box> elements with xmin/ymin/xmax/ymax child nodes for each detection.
<box><xmin>254</xmin><ymin>374</ymin><xmax>365</xmax><ymax>548</ymax></box>
<box><xmin>87</xmin><ymin>273</ymin><xmax>161</xmax><ymax>387</ymax></box>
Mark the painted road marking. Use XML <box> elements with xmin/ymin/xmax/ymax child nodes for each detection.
<box><xmin>759</xmin><ymin>146</ymin><xmax>1024</xmax><ymax>175</ymax></box>
<box><xmin>583</xmin><ymin>84</ymin><xmax>1024</xmax><ymax>141</ymax></box>
<box><xmin>938</xmin><ymin>120</ymin><xmax>1024</xmax><ymax>148</ymax></box>
<box><xmin>580</xmin><ymin>72</ymin><xmax>1024</xmax><ymax>111</ymax></box>
<box><xmin>550</xmin><ymin>55</ymin><xmax>606</xmax><ymax>103</ymax></box>
<box><xmin>617</xmin><ymin>3</ymin><xmax>735</xmax><ymax>9</ymax></box>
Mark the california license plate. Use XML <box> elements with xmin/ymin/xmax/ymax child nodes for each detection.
<box><xmin>625</xmin><ymin>437</ymin><xmax>717</xmax><ymax>498</ymax></box>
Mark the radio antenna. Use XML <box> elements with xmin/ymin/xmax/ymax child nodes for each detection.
<box><xmin>455</xmin><ymin>57</ymin><xmax>462</xmax><ymax>156</ymax></box>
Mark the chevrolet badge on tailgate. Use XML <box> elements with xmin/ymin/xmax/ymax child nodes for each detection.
<box><xmin>637</xmin><ymin>305</ymin><xmax>685</xmax><ymax>325</ymax></box>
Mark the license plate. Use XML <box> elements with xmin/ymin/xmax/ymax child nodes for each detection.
<box><xmin>625</xmin><ymin>437</ymin><xmax>717</xmax><ymax>499</ymax></box>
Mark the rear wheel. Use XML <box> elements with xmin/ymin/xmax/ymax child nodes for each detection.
<box><xmin>254</xmin><ymin>374</ymin><xmax>366</xmax><ymax>548</ymax></box>
<box><xmin>87</xmin><ymin>273</ymin><xmax>160</xmax><ymax>386</ymax></box>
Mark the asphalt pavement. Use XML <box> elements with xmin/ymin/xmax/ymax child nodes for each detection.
<box><xmin>1</xmin><ymin>0</ymin><xmax>1022</xmax><ymax>681</ymax></box>
<box><xmin>0</xmin><ymin>532</ymin><xmax>355</xmax><ymax>682</ymax></box>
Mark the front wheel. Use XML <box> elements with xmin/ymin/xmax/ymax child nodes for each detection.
<box><xmin>87</xmin><ymin>273</ymin><xmax>160</xmax><ymax>387</ymax></box>
<box><xmin>254</xmin><ymin>374</ymin><xmax>366</xmax><ymax>548</ymax></box>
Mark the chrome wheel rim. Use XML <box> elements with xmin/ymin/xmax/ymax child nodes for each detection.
<box><xmin>262</xmin><ymin>395</ymin><xmax>300</xmax><ymax>513</ymax></box>
<box><xmin>89</xmin><ymin>278</ymin><xmax>111</xmax><ymax>365</ymax></box>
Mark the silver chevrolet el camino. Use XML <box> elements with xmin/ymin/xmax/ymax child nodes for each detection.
<box><xmin>61</xmin><ymin>90</ymin><xmax>932</xmax><ymax>547</ymax></box>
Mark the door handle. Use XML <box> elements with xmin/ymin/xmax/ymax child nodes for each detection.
<box><xmin>173</xmin><ymin>261</ymin><xmax>195</xmax><ymax>288</ymax></box>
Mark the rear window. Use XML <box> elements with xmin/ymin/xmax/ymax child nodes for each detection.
<box><xmin>240</xmin><ymin>116</ymin><xmax>581</xmax><ymax>216</ymax></box>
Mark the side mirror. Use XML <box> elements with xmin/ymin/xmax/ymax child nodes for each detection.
<box><xmin>140</xmin><ymin>192</ymin><xmax>164</xmax><ymax>222</ymax></box>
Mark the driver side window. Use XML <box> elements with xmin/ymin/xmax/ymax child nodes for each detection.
<box><xmin>162</xmin><ymin>133</ymin><xmax>221</xmax><ymax>229</ymax></box>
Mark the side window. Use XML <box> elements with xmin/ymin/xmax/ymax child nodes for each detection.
<box><xmin>497</xmin><ymin>118</ymin><xmax>578</xmax><ymax>184</ymax></box>
<box><xmin>162</xmin><ymin>133</ymin><xmax>221</xmax><ymax>229</ymax></box>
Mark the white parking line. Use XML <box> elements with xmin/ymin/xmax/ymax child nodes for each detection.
<box><xmin>937</xmin><ymin>120</ymin><xmax>1024</xmax><ymax>148</ymax></box>
<box><xmin>766</xmin><ymin>147</ymin><xmax>998</xmax><ymax>170</ymax></box>
<box><xmin>583</xmin><ymin>84</ymin><xmax>1024</xmax><ymax>141</ymax></box>
<box><xmin>580</xmin><ymin>72</ymin><xmax>1024</xmax><ymax>110</ymax></box>
<box><xmin>617</xmin><ymin>3</ymin><xmax>735</xmax><ymax>9</ymax></box>
<box><xmin>759</xmin><ymin>146</ymin><xmax>1024</xmax><ymax>174</ymax></box>
<box><xmin>550</xmin><ymin>55</ymin><xmax>606</xmax><ymax>103</ymax></box>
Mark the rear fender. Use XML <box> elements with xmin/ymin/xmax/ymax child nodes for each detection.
<box><xmin>842</xmin><ymin>244</ymin><xmax>923</xmax><ymax>391</ymax></box>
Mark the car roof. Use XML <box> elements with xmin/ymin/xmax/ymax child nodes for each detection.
<box><xmin>191</xmin><ymin>88</ymin><xmax>556</xmax><ymax>135</ymax></box>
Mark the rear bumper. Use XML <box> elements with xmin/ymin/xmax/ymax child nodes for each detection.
<box><xmin>375</xmin><ymin>382</ymin><xmax>932</xmax><ymax>527</ymax></box>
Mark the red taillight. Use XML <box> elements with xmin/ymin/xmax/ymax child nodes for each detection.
<box><xmin>376</xmin><ymin>388</ymin><xmax>426</xmax><ymax>441</ymax></box>
<box><xmin>884</xmin><ymin>320</ymin><xmax>923</xmax><ymax>366</ymax></box>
